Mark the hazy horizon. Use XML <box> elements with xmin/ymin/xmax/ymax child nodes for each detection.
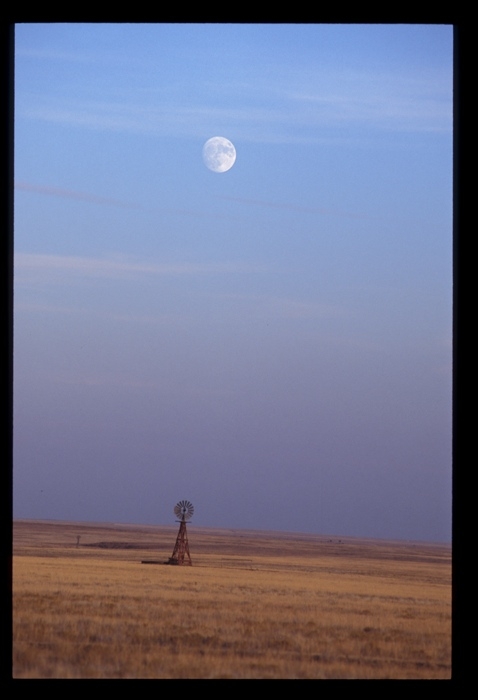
<box><xmin>13</xmin><ymin>515</ymin><xmax>452</xmax><ymax>546</ymax></box>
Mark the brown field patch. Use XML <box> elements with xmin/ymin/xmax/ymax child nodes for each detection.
<box><xmin>12</xmin><ymin>519</ymin><xmax>451</xmax><ymax>679</ymax></box>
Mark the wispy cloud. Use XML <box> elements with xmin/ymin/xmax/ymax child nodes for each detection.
<box><xmin>214</xmin><ymin>195</ymin><xmax>372</xmax><ymax>220</ymax></box>
<box><xmin>17</xmin><ymin>64</ymin><xmax>451</xmax><ymax>145</ymax></box>
<box><xmin>15</xmin><ymin>180</ymin><xmax>252</xmax><ymax>223</ymax></box>
<box><xmin>15</xmin><ymin>181</ymin><xmax>139</xmax><ymax>209</ymax></box>
<box><xmin>211</xmin><ymin>291</ymin><xmax>346</xmax><ymax>320</ymax></box>
<box><xmin>18</xmin><ymin>97</ymin><xmax>283</xmax><ymax>141</ymax></box>
<box><xmin>14</xmin><ymin>253</ymin><xmax>267</xmax><ymax>281</ymax></box>
<box><xmin>16</xmin><ymin>47</ymin><xmax>102</xmax><ymax>63</ymax></box>
<box><xmin>282</xmin><ymin>68</ymin><xmax>452</xmax><ymax>134</ymax></box>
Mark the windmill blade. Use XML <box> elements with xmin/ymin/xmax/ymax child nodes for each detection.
<box><xmin>174</xmin><ymin>500</ymin><xmax>194</xmax><ymax>521</ymax></box>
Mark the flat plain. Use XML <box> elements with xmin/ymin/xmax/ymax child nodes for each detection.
<box><xmin>12</xmin><ymin>519</ymin><xmax>451</xmax><ymax>679</ymax></box>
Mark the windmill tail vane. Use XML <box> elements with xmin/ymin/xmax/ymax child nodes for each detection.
<box><xmin>168</xmin><ymin>500</ymin><xmax>194</xmax><ymax>565</ymax></box>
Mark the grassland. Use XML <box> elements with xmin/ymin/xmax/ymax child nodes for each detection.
<box><xmin>12</xmin><ymin>519</ymin><xmax>451</xmax><ymax>678</ymax></box>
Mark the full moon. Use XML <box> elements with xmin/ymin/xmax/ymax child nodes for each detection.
<box><xmin>202</xmin><ymin>136</ymin><xmax>236</xmax><ymax>173</ymax></box>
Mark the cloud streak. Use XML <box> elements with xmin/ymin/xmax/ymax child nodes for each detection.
<box><xmin>17</xmin><ymin>63</ymin><xmax>451</xmax><ymax>145</ymax></box>
<box><xmin>14</xmin><ymin>253</ymin><xmax>267</xmax><ymax>281</ymax></box>
<box><xmin>15</xmin><ymin>181</ymin><xmax>140</xmax><ymax>209</ymax></box>
<box><xmin>213</xmin><ymin>291</ymin><xmax>346</xmax><ymax>321</ymax></box>
<box><xmin>214</xmin><ymin>195</ymin><xmax>373</xmax><ymax>220</ymax></box>
<box><xmin>15</xmin><ymin>181</ymin><xmax>251</xmax><ymax>223</ymax></box>
<box><xmin>20</xmin><ymin>96</ymin><xmax>450</xmax><ymax>143</ymax></box>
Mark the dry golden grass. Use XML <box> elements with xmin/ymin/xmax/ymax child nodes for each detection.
<box><xmin>12</xmin><ymin>519</ymin><xmax>451</xmax><ymax>678</ymax></box>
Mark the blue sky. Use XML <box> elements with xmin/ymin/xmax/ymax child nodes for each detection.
<box><xmin>14</xmin><ymin>24</ymin><xmax>452</xmax><ymax>541</ymax></box>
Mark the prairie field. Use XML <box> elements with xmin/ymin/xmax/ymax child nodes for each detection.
<box><xmin>12</xmin><ymin>519</ymin><xmax>451</xmax><ymax>679</ymax></box>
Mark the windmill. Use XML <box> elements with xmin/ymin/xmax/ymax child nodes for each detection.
<box><xmin>167</xmin><ymin>500</ymin><xmax>194</xmax><ymax>565</ymax></box>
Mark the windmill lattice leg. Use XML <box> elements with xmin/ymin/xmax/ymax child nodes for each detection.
<box><xmin>168</xmin><ymin>521</ymin><xmax>192</xmax><ymax>565</ymax></box>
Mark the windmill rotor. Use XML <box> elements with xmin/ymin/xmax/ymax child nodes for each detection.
<box><xmin>174</xmin><ymin>500</ymin><xmax>194</xmax><ymax>522</ymax></box>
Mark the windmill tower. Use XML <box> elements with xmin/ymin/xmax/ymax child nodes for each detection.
<box><xmin>167</xmin><ymin>500</ymin><xmax>194</xmax><ymax>565</ymax></box>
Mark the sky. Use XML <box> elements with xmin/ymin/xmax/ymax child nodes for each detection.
<box><xmin>13</xmin><ymin>24</ymin><xmax>453</xmax><ymax>542</ymax></box>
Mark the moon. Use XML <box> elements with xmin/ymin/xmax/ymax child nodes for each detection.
<box><xmin>202</xmin><ymin>136</ymin><xmax>236</xmax><ymax>173</ymax></box>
